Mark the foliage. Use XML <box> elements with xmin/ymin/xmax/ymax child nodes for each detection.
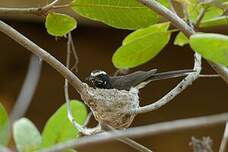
<box><xmin>5</xmin><ymin>100</ymin><xmax>87</xmax><ymax>152</ymax></box>
<box><xmin>174</xmin><ymin>32</ymin><xmax>189</xmax><ymax>46</ymax></box>
<box><xmin>45</xmin><ymin>12</ymin><xmax>77</xmax><ymax>37</ymax></box>
<box><xmin>112</xmin><ymin>22</ymin><xmax>171</xmax><ymax>68</ymax></box>
<box><xmin>0</xmin><ymin>103</ymin><xmax>9</xmax><ymax>146</ymax></box>
<box><xmin>187</xmin><ymin>0</ymin><xmax>224</xmax><ymax>23</ymax></box>
<box><xmin>43</xmin><ymin>0</ymin><xmax>228</xmax><ymax>68</ymax></box>
<box><xmin>41</xmin><ymin>100</ymin><xmax>87</xmax><ymax>148</ymax></box>
<box><xmin>71</xmin><ymin>0</ymin><xmax>160</xmax><ymax>30</ymax></box>
<box><xmin>1</xmin><ymin>0</ymin><xmax>228</xmax><ymax>151</ymax></box>
<box><xmin>13</xmin><ymin>118</ymin><xmax>42</xmax><ymax>152</ymax></box>
<box><xmin>190</xmin><ymin>33</ymin><xmax>228</xmax><ymax>67</ymax></box>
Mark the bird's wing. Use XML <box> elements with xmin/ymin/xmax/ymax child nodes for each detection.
<box><xmin>110</xmin><ymin>69</ymin><xmax>194</xmax><ymax>90</ymax></box>
<box><xmin>110</xmin><ymin>69</ymin><xmax>158</xmax><ymax>90</ymax></box>
<box><xmin>136</xmin><ymin>69</ymin><xmax>195</xmax><ymax>89</ymax></box>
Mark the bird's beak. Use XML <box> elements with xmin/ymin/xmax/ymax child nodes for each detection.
<box><xmin>85</xmin><ymin>76</ymin><xmax>90</xmax><ymax>82</ymax></box>
<box><xmin>85</xmin><ymin>76</ymin><xmax>94</xmax><ymax>83</ymax></box>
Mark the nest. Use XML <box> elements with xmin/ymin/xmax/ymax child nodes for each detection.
<box><xmin>80</xmin><ymin>83</ymin><xmax>139</xmax><ymax>129</ymax></box>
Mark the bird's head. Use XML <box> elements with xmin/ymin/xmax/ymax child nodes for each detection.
<box><xmin>86</xmin><ymin>70</ymin><xmax>112</xmax><ymax>89</ymax></box>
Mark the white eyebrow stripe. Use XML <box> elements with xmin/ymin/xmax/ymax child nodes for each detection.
<box><xmin>91</xmin><ymin>71</ymin><xmax>107</xmax><ymax>77</ymax></box>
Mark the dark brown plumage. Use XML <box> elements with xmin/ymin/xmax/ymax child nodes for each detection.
<box><xmin>87</xmin><ymin>69</ymin><xmax>194</xmax><ymax>90</ymax></box>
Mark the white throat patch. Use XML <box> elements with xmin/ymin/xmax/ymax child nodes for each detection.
<box><xmin>91</xmin><ymin>71</ymin><xmax>107</xmax><ymax>77</ymax></box>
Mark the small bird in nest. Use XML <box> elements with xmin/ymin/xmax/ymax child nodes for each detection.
<box><xmin>86</xmin><ymin>69</ymin><xmax>194</xmax><ymax>91</ymax></box>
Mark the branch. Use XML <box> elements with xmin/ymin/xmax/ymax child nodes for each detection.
<box><xmin>82</xmin><ymin>112</ymin><xmax>93</xmax><ymax>127</ymax></box>
<box><xmin>117</xmin><ymin>137</ymin><xmax>152</xmax><ymax>152</ymax></box>
<box><xmin>103</xmin><ymin>125</ymin><xmax>152</xmax><ymax>152</ymax></box>
<box><xmin>195</xmin><ymin>8</ymin><xmax>207</xmax><ymax>28</ymax></box>
<box><xmin>199</xmin><ymin>74</ymin><xmax>220</xmax><ymax>78</ymax></box>
<box><xmin>39</xmin><ymin>112</ymin><xmax>228</xmax><ymax>152</ymax></box>
<box><xmin>68</xmin><ymin>33</ymin><xmax>79</xmax><ymax>72</ymax></box>
<box><xmin>167</xmin><ymin>0</ymin><xmax>177</xmax><ymax>14</ymax></box>
<box><xmin>219</xmin><ymin>122</ymin><xmax>228</xmax><ymax>152</ymax></box>
<box><xmin>0</xmin><ymin>20</ymin><xmax>84</xmax><ymax>94</ymax></box>
<box><xmin>137</xmin><ymin>0</ymin><xmax>228</xmax><ymax>83</ymax></box>
<box><xmin>64</xmin><ymin>33</ymin><xmax>84</xmax><ymax>133</ymax></box>
<box><xmin>0</xmin><ymin>0</ymin><xmax>66</xmax><ymax>15</ymax></box>
<box><xmin>65</xmin><ymin>33</ymin><xmax>101</xmax><ymax>135</ymax></box>
<box><xmin>10</xmin><ymin>55</ymin><xmax>42</xmax><ymax>122</ymax></box>
<box><xmin>133</xmin><ymin>53</ymin><xmax>201</xmax><ymax>114</ymax></box>
<box><xmin>42</xmin><ymin>0</ymin><xmax>61</xmax><ymax>11</ymax></box>
<box><xmin>208</xmin><ymin>62</ymin><xmax>228</xmax><ymax>83</ymax></box>
<box><xmin>138</xmin><ymin>0</ymin><xmax>195</xmax><ymax>36</ymax></box>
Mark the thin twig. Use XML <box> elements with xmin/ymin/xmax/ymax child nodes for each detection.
<box><xmin>10</xmin><ymin>55</ymin><xmax>42</xmax><ymax>122</ymax></box>
<box><xmin>103</xmin><ymin>125</ymin><xmax>152</xmax><ymax>152</ymax></box>
<box><xmin>195</xmin><ymin>8</ymin><xmax>207</xmax><ymax>28</ymax></box>
<box><xmin>137</xmin><ymin>0</ymin><xmax>228</xmax><ymax>83</ymax></box>
<box><xmin>133</xmin><ymin>53</ymin><xmax>201</xmax><ymax>114</ymax></box>
<box><xmin>208</xmin><ymin>61</ymin><xmax>228</xmax><ymax>84</ymax></box>
<box><xmin>199</xmin><ymin>74</ymin><xmax>220</xmax><ymax>78</ymax></box>
<box><xmin>0</xmin><ymin>7</ymin><xmax>43</xmax><ymax>15</ymax></box>
<box><xmin>82</xmin><ymin>112</ymin><xmax>93</xmax><ymax>127</ymax></box>
<box><xmin>64</xmin><ymin>33</ymin><xmax>84</xmax><ymax>133</ymax></box>
<box><xmin>0</xmin><ymin>0</ymin><xmax>65</xmax><ymax>15</ymax></box>
<box><xmin>0</xmin><ymin>20</ymin><xmax>84</xmax><ymax>94</ymax></box>
<box><xmin>168</xmin><ymin>0</ymin><xmax>177</xmax><ymax>14</ymax></box>
<box><xmin>68</xmin><ymin>33</ymin><xmax>79</xmax><ymax>73</ymax></box>
<box><xmin>65</xmin><ymin>33</ymin><xmax>101</xmax><ymax>135</ymax></box>
<box><xmin>39</xmin><ymin>112</ymin><xmax>228</xmax><ymax>152</ymax></box>
<box><xmin>42</xmin><ymin>0</ymin><xmax>61</xmax><ymax>11</ymax></box>
<box><xmin>117</xmin><ymin>138</ymin><xmax>152</xmax><ymax>152</ymax></box>
<box><xmin>181</xmin><ymin>2</ymin><xmax>194</xmax><ymax>27</ymax></box>
<box><xmin>51</xmin><ymin>4</ymin><xmax>72</xmax><ymax>9</ymax></box>
<box><xmin>138</xmin><ymin>0</ymin><xmax>195</xmax><ymax>36</ymax></box>
<box><xmin>219</xmin><ymin>122</ymin><xmax>228</xmax><ymax>152</ymax></box>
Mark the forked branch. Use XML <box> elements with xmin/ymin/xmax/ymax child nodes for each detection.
<box><xmin>138</xmin><ymin>0</ymin><xmax>228</xmax><ymax>84</ymax></box>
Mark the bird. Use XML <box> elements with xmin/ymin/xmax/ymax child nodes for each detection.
<box><xmin>86</xmin><ymin>69</ymin><xmax>194</xmax><ymax>91</ymax></box>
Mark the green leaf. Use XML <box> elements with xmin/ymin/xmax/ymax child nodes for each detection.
<box><xmin>174</xmin><ymin>32</ymin><xmax>189</xmax><ymax>46</ymax></box>
<box><xmin>123</xmin><ymin>22</ymin><xmax>170</xmax><ymax>45</ymax></box>
<box><xmin>190</xmin><ymin>33</ymin><xmax>228</xmax><ymax>67</ymax></box>
<box><xmin>71</xmin><ymin>0</ymin><xmax>160</xmax><ymax>30</ymax></box>
<box><xmin>188</xmin><ymin>0</ymin><xmax>223</xmax><ymax>23</ymax></box>
<box><xmin>0</xmin><ymin>103</ymin><xmax>9</xmax><ymax>146</ymax></box>
<box><xmin>202</xmin><ymin>7</ymin><xmax>223</xmax><ymax>20</ymax></box>
<box><xmin>112</xmin><ymin>23</ymin><xmax>171</xmax><ymax>68</ymax></box>
<box><xmin>13</xmin><ymin>118</ymin><xmax>41</xmax><ymax>152</ymax></box>
<box><xmin>200</xmin><ymin>16</ymin><xmax>228</xmax><ymax>28</ymax></box>
<box><xmin>45</xmin><ymin>12</ymin><xmax>77</xmax><ymax>37</ymax></box>
<box><xmin>41</xmin><ymin>100</ymin><xmax>87</xmax><ymax>148</ymax></box>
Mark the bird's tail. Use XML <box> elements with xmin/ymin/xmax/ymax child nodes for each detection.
<box><xmin>149</xmin><ymin>69</ymin><xmax>195</xmax><ymax>81</ymax></box>
<box><xmin>136</xmin><ymin>69</ymin><xmax>195</xmax><ymax>89</ymax></box>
